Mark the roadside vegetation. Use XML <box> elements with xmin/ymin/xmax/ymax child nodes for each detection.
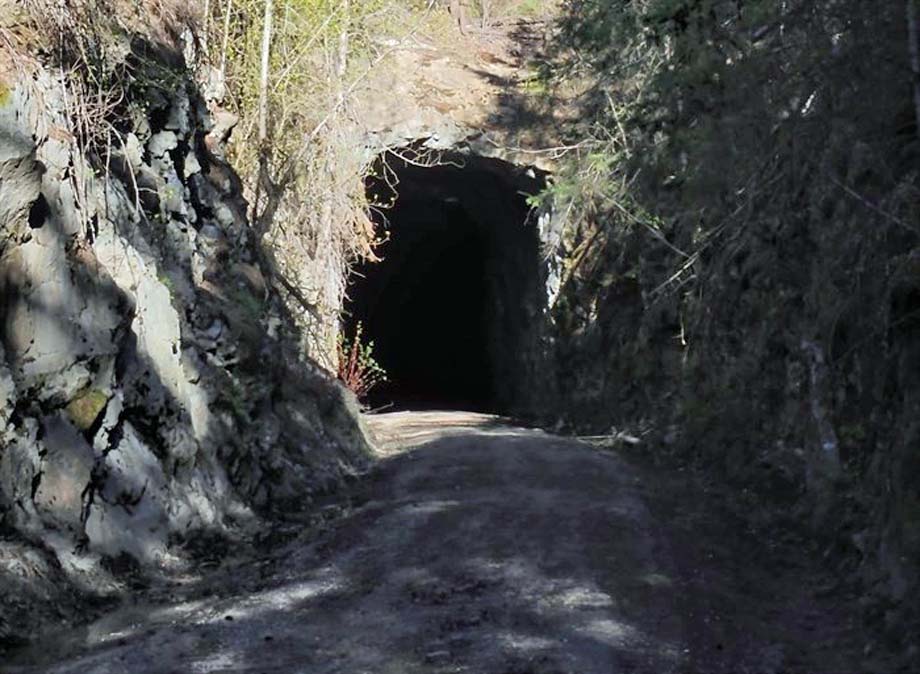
<box><xmin>336</xmin><ymin>322</ymin><xmax>387</xmax><ymax>401</ymax></box>
<box><xmin>198</xmin><ymin>0</ymin><xmax>408</xmax><ymax>366</ymax></box>
<box><xmin>533</xmin><ymin>0</ymin><xmax>920</xmax><ymax>657</ymax></box>
<box><xmin>197</xmin><ymin>0</ymin><xmax>556</xmax><ymax>383</ymax></box>
<box><xmin>0</xmin><ymin>0</ymin><xmax>554</xmax><ymax>393</ymax></box>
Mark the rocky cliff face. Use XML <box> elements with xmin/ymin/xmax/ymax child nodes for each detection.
<box><xmin>0</xmin><ymin>38</ymin><xmax>369</xmax><ymax>648</ymax></box>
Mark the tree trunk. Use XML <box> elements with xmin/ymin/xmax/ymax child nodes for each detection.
<box><xmin>334</xmin><ymin>0</ymin><xmax>350</xmax><ymax>117</ymax></box>
<box><xmin>254</xmin><ymin>0</ymin><xmax>274</xmax><ymax>230</ymax></box>
<box><xmin>257</xmin><ymin>0</ymin><xmax>274</xmax><ymax>145</ymax></box>
<box><xmin>337</xmin><ymin>0</ymin><xmax>350</xmax><ymax>81</ymax></box>
<box><xmin>908</xmin><ymin>0</ymin><xmax>920</xmax><ymax>139</ymax></box>
<box><xmin>219</xmin><ymin>0</ymin><xmax>234</xmax><ymax>81</ymax></box>
<box><xmin>449</xmin><ymin>0</ymin><xmax>466</xmax><ymax>35</ymax></box>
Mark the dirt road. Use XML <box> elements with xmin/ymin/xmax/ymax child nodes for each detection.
<box><xmin>7</xmin><ymin>412</ymin><xmax>687</xmax><ymax>673</ymax></box>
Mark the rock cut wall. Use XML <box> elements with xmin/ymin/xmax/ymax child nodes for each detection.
<box><xmin>0</xmin><ymin>37</ymin><xmax>370</xmax><ymax>647</ymax></box>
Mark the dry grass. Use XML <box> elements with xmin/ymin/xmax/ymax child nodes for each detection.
<box><xmin>0</xmin><ymin>0</ymin><xmax>200</xmax><ymax>134</ymax></box>
<box><xmin>205</xmin><ymin>0</ymin><xmax>449</xmax><ymax>364</ymax></box>
<box><xmin>2</xmin><ymin>0</ymin><xmax>198</xmax><ymax>53</ymax></box>
<box><xmin>0</xmin><ymin>0</ymin><xmax>202</xmax><ymax>245</ymax></box>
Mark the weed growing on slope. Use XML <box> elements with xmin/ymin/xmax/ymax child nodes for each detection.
<box><xmin>336</xmin><ymin>322</ymin><xmax>386</xmax><ymax>401</ymax></box>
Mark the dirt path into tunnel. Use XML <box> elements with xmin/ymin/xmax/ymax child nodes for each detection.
<box><xmin>5</xmin><ymin>412</ymin><xmax>883</xmax><ymax>674</ymax></box>
<box><xmin>7</xmin><ymin>412</ymin><xmax>686</xmax><ymax>674</ymax></box>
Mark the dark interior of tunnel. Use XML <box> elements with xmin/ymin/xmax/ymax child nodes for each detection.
<box><xmin>345</xmin><ymin>149</ymin><xmax>547</xmax><ymax>413</ymax></box>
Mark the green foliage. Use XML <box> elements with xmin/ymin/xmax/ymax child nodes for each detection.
<box><xmin>543</xmin><ymin>0</ymin><xmax>920</xmax><ymax>480</ymax></box>
<box><xmin>546</xmin><ymin>0</ymin><xmax>919</xmax><ymax>342</ymax></box>
<box><xmin>515</xmin><ymin>0</ymin><xmax>546</xmax><ymax>17</ymax></box>
<box><xmin>218</xmin><ymin>373</ymin><xmax>251</xmax><ymax>423</ymax></box>
<box><xmin>157</xmin><ymin>271</ymin><xmax>176</xmax><ymax>296</ymax></box>
<box><xmin>200</xmin><ymin>0</ymin><xmax>427</xmax><ymax>364</ymax></box>
<box><xmin>541</xmin><ymin>5</ymin><xmax>920</xmax><ymax>637</ymax></box>
<box><xmin>229</xmin><ymin>285</ymin><xmax>264</xmax><ymax>321</ymax></box>
<box><xmin>214</xmin><ymin>0</ymin><xmax>387</xmax><ymax>119</ymax></box>
<box><xmin>205</xmin><ymin>0</ymin><xmax>402</xmax><ymax>173</ymax></box>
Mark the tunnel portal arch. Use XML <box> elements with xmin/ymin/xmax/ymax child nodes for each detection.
<box><xmin>344</xmin><ymin>148</ymin><xmax>550</xmax><ymax>414</ymax></box>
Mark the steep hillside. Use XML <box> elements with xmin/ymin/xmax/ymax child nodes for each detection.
<box><xmin>532</xmin><ymin>0</ymin><xmax>920</xmax><ymax>660</ymax></box>
<box><xmin>0</xmin><ymin>2</ymin><xmax>369</xmax><ymax>650</ymax></box>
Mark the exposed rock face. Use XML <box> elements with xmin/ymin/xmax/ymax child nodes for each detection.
<box><xmin>355</xmin><ymin>24</ymin><xmax>559</xmax><ymax>170</ymax></box>
<box><xmin>0</xmin><ymin>40</ymin><xmax>369</xmax><ymax>648</ymax></box>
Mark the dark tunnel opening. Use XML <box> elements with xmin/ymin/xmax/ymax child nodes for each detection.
<box><xmin>345</xmin><ymin>149</ymin><xmax>547</xmax><ymax>414</ymax></box>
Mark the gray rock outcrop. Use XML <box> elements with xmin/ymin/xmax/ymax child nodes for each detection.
<box><xmin>0</xmin><ymin>37</ymin><xmax>370</xmax><ymax>649</ymax></box>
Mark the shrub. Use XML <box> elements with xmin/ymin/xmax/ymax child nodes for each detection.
<box><xmin>336</xmin><ymin>322</ymin><xmax>386</xmax><ymax>401</ymax></box>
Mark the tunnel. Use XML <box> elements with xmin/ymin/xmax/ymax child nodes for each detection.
<box><xmin>344</xmin><ymin>148</ymin><xmax>547</xmax><ymax>414</ymax></box>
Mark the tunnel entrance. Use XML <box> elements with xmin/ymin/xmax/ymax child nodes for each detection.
<box><xmin>345</xmin><ymin>148</ymin><xmax>547</xmax><ymax>413</ymax></box>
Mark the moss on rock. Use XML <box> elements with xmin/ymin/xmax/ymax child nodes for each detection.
<box><xmin>65</xmin><ymin>388</ymin><xmax>108</xmax><ymax>431</ymax></box>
